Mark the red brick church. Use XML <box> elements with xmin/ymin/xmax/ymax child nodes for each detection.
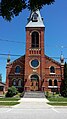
<box><xmin>6</xmin><ymin>10</ymin><xmax>64</xmax><ymax>93</ymax></box>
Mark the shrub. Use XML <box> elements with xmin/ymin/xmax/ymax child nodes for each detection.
<box><xmin>45</xmin><ymin>91</ymin><xmax>49</xmax><ymax>98</ymax></box>
<box><xmin>6</xmin><ymin>86</ymin><xmax>18</xmax><ymax>97</ymax></box>
<box><xmin>20</xmin><ymin>91</ymin><xmax>25</xmax><ymax>97</ymax></box>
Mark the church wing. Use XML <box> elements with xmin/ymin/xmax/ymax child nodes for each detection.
<box><xmin>6</xmin><ymin>55</ymin><xmax>25</xmax><ymax>92</ymax></box>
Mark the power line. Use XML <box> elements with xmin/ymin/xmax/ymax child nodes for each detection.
<box><xmin>0</xmin><ymin>53</ymin><xmax>65</xmax><ymax>60</ymax></box>
<box><xmin>0</xmin><ymin>38</ymin><xmax>67</xmax><ymax>49</ymax></box>
<box><xmin>0</xmin><ymin>38</ymin><xmax>25</xmax><ymax>44</ymax></box>
<box><xmin>0</xmin><ymin>53</ymin><xmax>22</xmax><ymax>57</ymax></box>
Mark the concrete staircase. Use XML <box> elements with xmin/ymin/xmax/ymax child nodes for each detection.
<box><xmin>23</xmin><ymin>91</ymin><xmax>45</xmax><ymax>98</ymax></box>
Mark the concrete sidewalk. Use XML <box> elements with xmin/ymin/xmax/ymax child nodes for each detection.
<box><xmin>13</xmin><ymin>97</ymin><xmax>51</xmax><ymax>109</ymax></box>
<box><xmin>19</xmin><ymin>97</ymin><xmax>49</xmax><ymax>103</ymax></box>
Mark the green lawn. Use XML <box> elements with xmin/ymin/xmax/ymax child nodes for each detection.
<box><xmin>47</xmin><ymin>102</ymin><xmax>67</xmax><ymax>106</ymax></box>
<box><xmin>0</xmin><ymin>97</ymin><xmax>20</xmax><ymax>101</ymax></box>
<box><xmin>0</xmin><ymin>102</ymin><xmax>20</xmax><ymax>106</ymax></box>
<box><xmin>48</xmin><ymin>97</ymin><xmax>67</xmax><ymax>102</ymax></box>
<box><xmin>0</xmin><ymin>97</ymin><xmax>20</xmax><ymax>106</ymax></box>
<box><xmin>47</xmin><ymin>96</ymin><xmax>67</xmax><ymax>106</ymax></box>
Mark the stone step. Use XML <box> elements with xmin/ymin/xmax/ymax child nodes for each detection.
<box><xmin>23</xmin><ymin>91</ymin><xmax>45</xmax><ymax>98</ymax></box>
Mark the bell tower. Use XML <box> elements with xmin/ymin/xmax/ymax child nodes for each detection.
<box><xmin>24</xmin><ymin>10</ymin><xmax>45</xmax><ymax>91</ymax></box>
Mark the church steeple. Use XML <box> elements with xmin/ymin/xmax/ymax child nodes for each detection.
<box><xmin>25</xmin><ymin>9</ymin><xmax>45</xmax><ymax>91</ymax></box>
<box><xmin>26</xmin><ymin>9</ymin><xmax>45</xmax><ymax>28</ymax></box>
<box><xmin>25</xmin><ymin>9</ymin><xmax>45</xmax><ymax>56</ymax></box>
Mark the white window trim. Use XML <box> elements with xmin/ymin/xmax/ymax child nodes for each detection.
<box><xmin>48</xmin><ymin>86</ymin><xmax>58</xmax><ymax>88</ymax></box>
<box><xmin>15</xmin><ymin>65</ymin><xmax>21</xmax><ymax>74</ymax></box>
<box><xmin>49</xmin><ymin>66</ymin><xmax>56</xmax><ymax>74</ymax></box>
<box><xmin>50</xmin><ymin>73</ymin><xmax>56</xmax><ymax>74</ymax></box>
<box><xmin>29</xmin><ymin>59</ymin><xmax>40</xmax><ymax>69</ymax></box>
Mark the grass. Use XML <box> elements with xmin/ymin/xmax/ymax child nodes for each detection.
<box><xmin>48</xmin><ymin>96</ymin><xmax>67</xmax><ymax>102</ymax></box>
<box><xmin>0</xmin><ymin>96</ymin><xmax>20</xmax><ymax>106</ymax></box>
<box><xmin>47</xmin><ymin>95</ymin><xmax>67</xmax><ymax>106</ymax></box>
<box><xmin>0</xmin><ymin>102</ymin><xmax>20</xmax><ymax>106</ymax></box>
<box><xmin>47</xmin><ymin>102</ymin><xmax>67</xmax><ymax>106</ymax></box>
<box><xmin>0</xmin><ymin>97</ymin><xmax>20</xmax><ymax>101</ymax></box>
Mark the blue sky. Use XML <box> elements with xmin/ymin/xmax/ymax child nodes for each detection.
<box><xmin>0</xmin><ymin>0</ymin><xmax>67</xmax><ymax>82</ymax></box>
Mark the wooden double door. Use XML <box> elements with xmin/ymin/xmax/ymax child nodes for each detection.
<box><xmin>30</xmin><ymin>74</ymin><xmax>39</xmax><ymax>91</ymax></box>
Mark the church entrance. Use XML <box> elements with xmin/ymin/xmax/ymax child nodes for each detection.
<box><xmin>30</xmin><ymin>74</ymin><xmax>39</xmax><ymax>91</ymax></box>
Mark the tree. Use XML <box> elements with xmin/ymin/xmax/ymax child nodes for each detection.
<box><xmin>0</xmin><ymin>0</ymin><xmax>26</xmax><ymax>21</ymax></box>
<box><xmin>28</xmin><ymin>0</ymin><xmax>55</xmax><ymax>10</ymax></box>
<box><xmin>5</xmin><ymin>86</ymin><xmax>18</xmax><ymax>97</ymax></box>
<box><xmin>0</xmin><ymin>0</ymin><xmax>55</xmax><ymax>21</ymax></box>
<box><xmin>60</xmin><ymin>62</ymin><xmax>67</xmax><ymax>97</ymax></box>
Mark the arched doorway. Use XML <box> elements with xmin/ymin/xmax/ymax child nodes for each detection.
<box><xmin>30</xmin><ymin>74</ymin><xmax>39</xmax><ymax>91</ymax></box>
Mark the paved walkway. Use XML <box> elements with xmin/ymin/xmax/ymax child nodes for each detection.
<box><xmin>13</xmin><ymin>97</ymin><xmax>51</xmax><ymax>109</ymax></box>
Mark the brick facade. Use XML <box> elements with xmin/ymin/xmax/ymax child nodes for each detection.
<box><xmin>6</xmin><ymin>10</ymin><xmax>64</xmax><ymax>93</ymax></box>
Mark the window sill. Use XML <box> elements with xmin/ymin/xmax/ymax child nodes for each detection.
<box><xmin>15</xmin><ymin>73</ymin><xmax>20</xmax><ymax>75</ymax></box>
<box><xmin>50</xmin><ymin>73</ymin><xmax>56</xmax><ymax>75</ymax></box>
<box><xmin>48</xmin><ymin>86</ymin><xmax>58</xmax><ymax>88</ymax></box>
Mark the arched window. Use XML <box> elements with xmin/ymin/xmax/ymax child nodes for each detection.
<box><xmin>31</xmin><ymin>32</ymin><xmax>39</xmax><ymax>48</ymax></box>
<box><xmin>54</xmin><ymin>79</ymin><xmax>57</xmax><ymax>86</ymax></box>
<box><xmin>15</xmin><ymin>66</ymin><xmax>20</xmax><ymax>73</ymax></box>
<box><xmin>13</xmin><ymin>79</ymin><xmax>16</xmax><ymax>86</ymax></box>
<box><xmin>31</xmin><ymin>74</ymin><xmax>39</xmax><ymax>81</ymax></box>
<box><xmin>18</xmin><ymin>79</ymin><xmax>22</xmax><ymax>86</ymax></box>
<box><xmin>50</xmin><ymin>66</ymin><xmax>55</xmax><ymax>73</ymax></box>
<box><xmin>49</xmin><ymin>79</ymin><xmax>52</xmax><ymax>86</ymax></box>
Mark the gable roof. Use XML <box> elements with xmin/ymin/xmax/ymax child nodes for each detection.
<box><xmin>7</xmin><ymin>55</ymin><xmax>25</xmax><ymax>66</ymax></box>
<box><xmin>0</xmin><ymin>82</ymin><xmax>5</xmax><ymax>86</ymax></box>
<box><xmin>45</xmin><ymin>55</ymin><xmax>61</xmax><ymax>66</ymax></box>
<box><xmin>13</xmin><ymin>55</ymin><xmax>25</xmax><ymax>63</ymax></box>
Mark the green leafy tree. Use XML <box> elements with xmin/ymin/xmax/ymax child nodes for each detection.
<box><xmin>6</xmin><ymin>86</ymin><xmax>18</xmax><ymax>97</ymax></box>
<box><xmin>60</xmin><ymin>62</ymin><xmax>67</xmax><ymax>97</ymax></box>
<box><xmin>28</xmin><ymin>0</ymin><xmax>55</xmax><ymax>10</ymax></box>
<box><xmin>0</xmin><ymin>0</ymin><xmax>55</xmax><ymax>21</ymax></box>
<box><xmin>0</xmin><ymin>0</ymin><xmax>26</xmax><ymax>21</ymax></box>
